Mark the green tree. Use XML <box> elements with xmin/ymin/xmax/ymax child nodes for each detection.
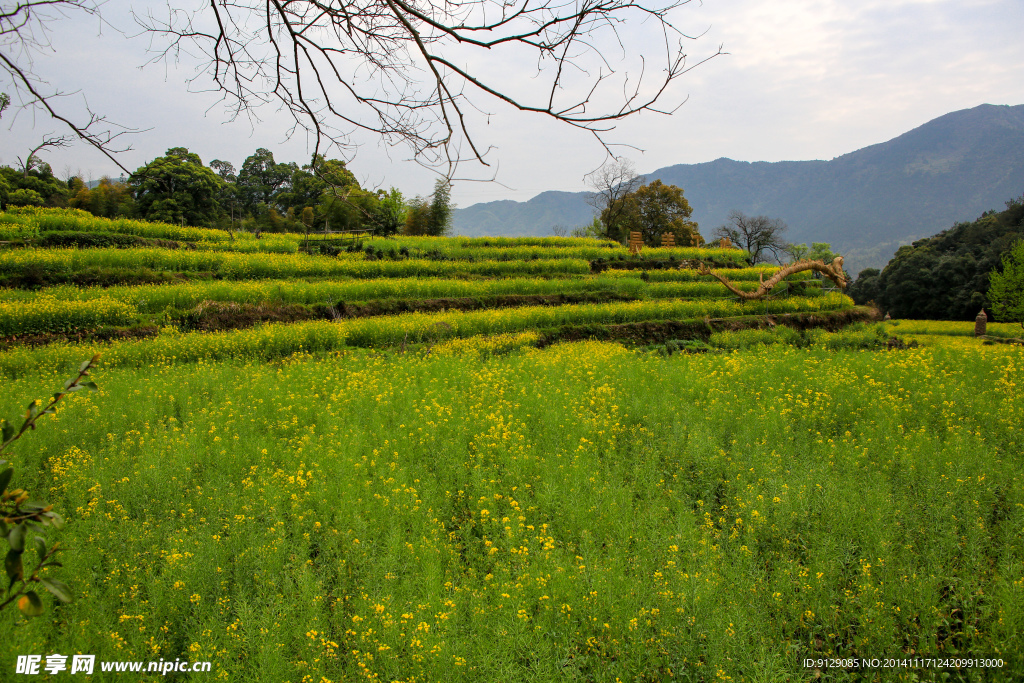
<box><xmin>236</xmin><ymin>149</ymin><xmax>295</xmax><ymax>216</ymax></box>
<box><xmin>0</xmin><ymin>165</ymin><xmax>70</xmax><ymax>208</ymax></box>
<box><xmin>788</xmin><ymin>242</ymin><xmax>837</xmax><ymax>263</ymax></box>
<box><xmin>988</xmin><ymin>238</ymin><xmax>1024</xmax><ymax>330</ymax></box>
<box><xmin>130</xmin><ymin>148</ymin><xmax>224</xmax><ymax>226</ymax></box>
<box><xmin>404</xmin><ymin>196</ymin><xmax>431</xmax><ymax>236</ymax></box>
<box><xmin>69</xmin><ymin>177</ymin><xmax>135</xmax><ymax>218</ymax></box>
<box><xmin>8</xmin><ymin>189</ymin><xmax>44</xmax><ymax>206</ymax></box>
<box><xmin>847</xmin><ymin>268</ymin><xmax>882</xmax><ymax>306</ymax></box>
<box><xmin>608</xmin><ymin>180</ymin><xmax>699</xmax><ymax>246</ymax></box>
<box><xmin>427</xmin><ymin>179</ymin><xmax>453</xmax><ymax>237</ymax></box>
<box><xmin>875</xmin><ymin>196</ymin><xmax>1024</xmax><ymax>320</ymax></box>
<box><xmin>369</xmin><ymin>188</ymin><xmax>406</xmax><ymax>237</ymax></box>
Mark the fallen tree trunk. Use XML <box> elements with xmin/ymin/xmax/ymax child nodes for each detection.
<box><xmin>698</xmin><ymin>257</ymin><xmax>848</xmax><ymax>300</ymax></box>
<box><xmin>978</xmin><ymin>334</ymin><xmax>1024</xmax><ymax>345</ymax></box>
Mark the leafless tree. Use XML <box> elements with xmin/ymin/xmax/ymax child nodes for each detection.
<box><xmin>585</xmin><ymin>157</ymin><xmax>644</xmax><ymax>238</ymax></box>
<box><xmin>17</xmin><ymin>132</ymin><xmax>72</xmax><ymax>176</ymax></box>
<box><xmin>712</xmin><ymin>210</ymin><xmax>790</xmax><ymax>265</ymax></box>
<box><xmin>135</xmin><ymin>0</ymin><xmax>722</xmax><ymax>173</ymax></box>
<box><xmin>1</xmin><ymin>0</ymin><xmax>138</xmax><ymax>173</ymax></box>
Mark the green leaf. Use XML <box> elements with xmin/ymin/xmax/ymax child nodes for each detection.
<box><xmin>0</xmin><ymin>467</ymin><xmax>12</xmax><ymax>494</ymax></box>
<box><xmin>40</xmin><ymin>578</ymin><xmax>72</xmax><ymax>603</ymax></box>
<box><xmin>0</xmin><ymin>520</ymin><xmax>7</xmax><ymax>539</ymax></box>
<box><xmin>1</xmin><ymin>422</ymin><xmax>13</xmax><ymax>443</ymax></box>
<box><xmin>82</xmin><ymin>381</ymin><xmax>98</xmax><ymax>392</ymax></box>
<box><xmin>34</xmin><ymin>536</ymin><xmax>46</xmax><ymax>561</ymax></box>
<box><xmin>9</xmin><ymin>522</ymin><xmax>26</xmax><ymax>552</ymax></box>
<box><xmin>47</xmin><ymin>513</ymin><xmax>65</xmax><ymax>530</ymax></box>
<box><xmin>18</xmin><ymin>590</ymin><xmax>44</xmax><ymax>617</ymax></box>
<box><xmin>78</xmin><ymin>359</ymin><xmax>93</xmax><ymax>373</ymax></box>
<box><xmin>65</xmin><ymin>385</ymin><xmax>83</xmax><ymax>393</ymax></box>
<box><xmin>5</xmin><ymin>548</ymin><xmax>23</xmax><ymax>586</ymax></box>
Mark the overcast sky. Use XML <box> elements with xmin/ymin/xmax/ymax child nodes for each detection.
<box><xmin>2</xmin><ymin>0</ymin><xmax>1022</xmax><ymax>210</ymax></box>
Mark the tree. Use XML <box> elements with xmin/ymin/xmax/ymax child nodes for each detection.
<box><xmin>0</xmin><ymin>164</ymin><xmax>69</xmax><ymax>207</ymax></box>
<box><xmin>713</xmin><ymin>211</ymin><xmax>790</xmax><ymax>265</ymax></box>
<box><xmin>130</xmin><ymin>148</ymin><xmax>224</xmax><ymax>226</ymax></box>
<box><xmin>402</xmin><ymin>180</ymin><xmax>454</xmax><ymax>236</ymax></box>
<box><xmin>8</xmin><ymin>188</ymin><xmax>44</xmax><ymax>206</ymax></box>
<box><xmin>874</xmin><ymin>196</ymin><xmax>1024</xmax><ymax>320</ymax></box>
<box><xmin>988</xmin><ymin>238</ymin><xmax>1024</xmax><ymax>330</ymax></box>
<box><xmin>847</xmin><ymin>268</ymin><xmax>882</xmax><ymax>306</ymax></box>
<box><xmin>587</xmin><ymin>159</ymin><xmax>644</xmax><ymax>241</ymax></box>
<box><xmin>788</xmin><ymin>242</ymin><xmax>838</xmax><ymax>263</ymax></box>
<box><xmin>209</xmin><ymin>160</ymin><xmax>237</xmax><ymax>183</ymax></box>
<box><xmin>427</xmin><ymin>179</ymin><xmax>453</xmax><ymax>237</ymax></box>
<box><xmin>69</xmin><ymin>177</ymin><xmax>135</xmax><ymax>218</ymax></box>
<box><xmin>370</xmin><ymin>189</ymin><xmax>407</xmax><ymax>237</ymax></box>
<box><xmin>17</xmin><ymin>134</ymin><xmax>74</xmax><ymax>177</ymax></box>
<box><xmin>138</xmin><ymin>0</ymin><xmax>718</xmax><ymax>170</ymax></box>
<box><xmin>404</xmin><ymin>197</ymin><xmax>431</xmax><ymax>236</ymax></box>
<box><xmin>236</xmin><ymin>149</ymin><xmax>296</xmax><ymax>215</ymax></box>
<box><xmin>610</xmin><ymin>180</ymin><xmax>700</xmax><ymax>247</ymax></box>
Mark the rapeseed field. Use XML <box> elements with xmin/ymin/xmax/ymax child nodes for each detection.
<box><xmin>0</xmin><ymin>218</ymin><xmax>1018</xmax><ymax>681</ymax></box>
<box><xmin>1</xmin><ymin>338</ymin><xmax>1020</xmax><ymax>681</ymax></box>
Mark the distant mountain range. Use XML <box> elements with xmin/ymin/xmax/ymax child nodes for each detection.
<box><xmin>452</xmin><ymin>103</ymin><xmax>1024</xmax><ymax>274</ymax></box>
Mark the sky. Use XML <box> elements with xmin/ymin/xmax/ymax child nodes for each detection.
<box><xmin>2</xmin><ymin>0</ymin><xmax>1022</xmax><ymax>211</ymax></box>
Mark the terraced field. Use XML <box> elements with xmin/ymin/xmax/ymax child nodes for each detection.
<box><xmin>2</xmin><ymin>209</ymin><xmax>1021</xmax><ymax>682</ymax></box>
<box><xmin>0</xmin><ymin>209</ymin><xmax>847</xmax><ymax>364</ymax></box>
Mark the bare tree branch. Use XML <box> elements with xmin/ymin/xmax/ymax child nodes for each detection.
<box><xmin>134</xmin><ymin>0</ymin><xmax>722</xmax><ymax>173</ymax></box>
<box><xmin>585</xmin><ymin>157</ymin><xmax>644</xmax><ymax>238</ymax></box>
<box><xmin>16</xmin><ymin>131</ymin><xmax>71</xmax><ymax>175</ymax></box>
<box><xmin>1</xmin><ymin>0</ymin><xmax>142</xmax><ymax>174</ymax></box>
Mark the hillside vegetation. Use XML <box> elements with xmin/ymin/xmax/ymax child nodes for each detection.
<box><xmin>848</xmin><ymin>194</ymin><xmax>1024</xmax><ymax>320</ymax></box>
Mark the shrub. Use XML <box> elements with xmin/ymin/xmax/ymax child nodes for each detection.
<box><xmin>8</xmin><ymin>189</ymin><xmax>45</xmax><ymax>207</ymax></box>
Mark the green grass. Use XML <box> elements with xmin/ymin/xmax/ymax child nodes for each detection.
<box><xmin>0</xmin><ymin>276</ymin><xmax>822</xmax><ymax>315</ymax></box>
<box><xmin>0</xmin><ymin>294</ymin><xmax>853</xmax><ymax>375</ymax></box>
<box><xmin>0</xmin><ymin>340</ymin><xmax>1020</xmax><ymax>681</ymax></box>
<box><xmin>0</xmin><ymin>247</ymin><xmax>597</xmax><ymax>280</ymax></box>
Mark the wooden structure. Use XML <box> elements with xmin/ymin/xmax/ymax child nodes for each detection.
<box><xmin>719</xmin><ymin>237</ymin><xmax>732</xmax><ymax>249</ymax></box>
<box><xmin>975</xmin><ymin>309</ymin><xmax>988</xmax><ymax>337</ymax></box>
<box><xmin>628</xmin><ymin>231</ymin><xmax>644</xmax><ymax>256</ymax></box>
<box><xmin>661</xmin><ymin>232</ymin><xmax>676</xmax><ymax>248</ymax></box>
<box><xmin>698</xmin><ymin>257</ymin><xmax>848</xmax><ymax>300</ymax></box>
<box><xmin>300</xmin><ymin>228</ymin><xmax>372</xmax><ymax>253</ymax></box>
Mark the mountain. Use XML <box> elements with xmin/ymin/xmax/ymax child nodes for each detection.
<box><xmin>452</xmin><ymin>103</ymin><xmax>1024</xmax><ymax>274</ymax></box>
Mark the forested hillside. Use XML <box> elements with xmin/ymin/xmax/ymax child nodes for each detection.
<box><xmin>847</xmin><ymin>194</ymin><xmax>1024</xmax><ymax>320</ymax></box>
